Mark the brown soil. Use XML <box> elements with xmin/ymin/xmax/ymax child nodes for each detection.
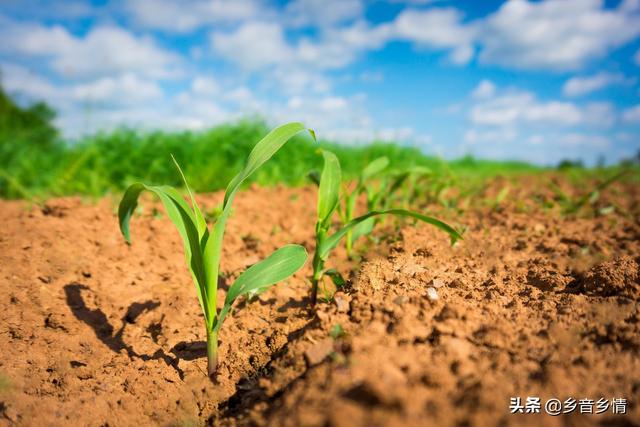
<box><xmin>0</xmin><ymin>178</ymin><xmax>639</xmax><ymax>427</ymax></box>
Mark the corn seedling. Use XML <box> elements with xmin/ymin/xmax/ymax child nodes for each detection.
<box><xmin>310</xmin><ymin>150</ymin><xmax>462</xmax><ymax>305</ymax></box>
<box><xmin>548</xmin><ymin>170</ymin><xmax>627</xmax><ymax>216</ymax></box>
<box><xmin>338</xmin><ymin>156</ymin><xmax>389</xmax><ymax>257</ymax></box>
<box><xmin>118</xmin><ymin>123</ymin><xmax>314</xmax><ymax>378</ymax></box>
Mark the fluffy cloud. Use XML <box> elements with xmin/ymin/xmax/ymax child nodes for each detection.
<box><xmin>622</xmin><ymin>105</ymin><xmax>640</xmax><ymax>123</ymax></box>
<box><xmin>392</xmin><ymin>8</ymin><xmax>475</xmax><ymax>64</ymax></box>
<box><xmin>468</xmin><ymin>83</ymin><xmax>619</xmax><ymax>131</ymax></box>
<box><xmin>210</xmin><ymin>22</ymin><xmax>292</xmax><ymax>70</ymax></box>
<box><xmin>71</xmin><ymin>73</ymin><xmax>163</xmax><ymax>105</ymax></box>
<box><xmin>0</xmin><ymin>19</ymin><xmax>181</xmax><ymax>79</ymax></box>
<box><xmin>470</xmin><ymin>91</ymin><xmax>583</xmax><ymax>127</ymax></box>
<box><xmin>478</xmin><ymin>0</ymin><xmax>640</xmax><ymax>71</ymax></box>
<box><xmin>0</xmin><ymin>62</ymin><xmax>62</xmax><ymax>102</ymax></box>
<box><xmin>127</xmin><ymin>0</ymin><xmax>264</xmax><ymax>32</ymax></box>
<box><xmin>471</xmin><ymin>79</ymin><xmax>496</xmax><ymax>99</ymax></box>
<box><xmin>562</xmin><ymin>72</ymin><xmax>628</xmax><ymax>97</ymax></box>
<box><xmin>464</xmin><ymin>127</ymin><xmax>517</xmax><ymax>144</ymax></box>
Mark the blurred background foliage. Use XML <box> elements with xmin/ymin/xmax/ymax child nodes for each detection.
<box><xmin>1</xmin><ymin>85</ymin><xmax>637</xmax><ymax>201</ymax></box>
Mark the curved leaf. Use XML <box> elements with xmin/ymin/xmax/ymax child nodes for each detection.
<box><xmin>118</xmin><ymin>183</ymin><xmax>209</xmax><ymax>322</ymax></box>
<box><xmin>319</xmin><ymin>209</ymin><xmax>462</xmax><ymax>260</ymax></box>
<box><xmin>171</xmin><ymin>155</ymin><xmax>207</xmax><ymax>238</ymax></box>
<box><xmin>317</xmin><ymin>150</ymin><xmax>341</xmax><ymax>224</ymax></box>
<box><xmin>204</xmin><ymin>122</ymin><xmax>315</xmax><ymax>318</ymax></box>
<box><xmin>361</xmin><ymin>156</ymin><xmax>389</xmax><ymax>181</ymax></box>
<box><xmin>349</xmin><ymin>216</ymin><xmax>374</xmax><ymax>246</ymax></box>
<box><xmin>223</xmin><ymin>122</ymin><xmax>315</xmax><ymax>208</ymax></box>
<box><xmin>214</xmin><ymin>244</ymin><xmax>308</xmax><ymax>331</ymax></box>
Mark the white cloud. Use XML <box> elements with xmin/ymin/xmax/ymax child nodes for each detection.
<box><xmin>562</xmin><ymin>72</ymin><xmax>627</xmax><ymax>97</ymax></box>
<box><xmin>319</xmin><ymin>96</ymin><xmax>348</xmax><ymax>111</ymax></box>
<box><xmin>285</xmin><ymin>0</ymin><xmax>363</xmax><ymax>28</ymax></box>
<box><xmin>471</xmin><ymin>79</ymin><xmax>496</xmax><ymax>99</ymax></box>
<box><xmin>191</xmin><ymin>76</ymin><xmax>220</xmax><ymax>96</ymax></box>
<box><xmin>583</xmin><ymin>102</ymin><xmax>616</xmax><ymax>127</ymax></box>
<box><xmin>468</xmin><ymin>84</ymin><xmax>617</xmax><ymax>129</ymax></box>
<box><xmin>392</xmin><ymin>8</ymin><xmax>475</xmax><ymax>64</ymax></box>
<box><xmin>0</xmin><ymin>62</ymin><xmax>62</xmax><ymax>102</ymax></box>
<box><xmin>72</xmin><ymin>73</ymin><xmax>163</xmax><ymax>105</ymax></box>
<box><xmin>127</xmin><ymin>0</ymin><xmax>264</xmax><ymax>32</ymax></box>
<box><xmin>478</xmin><ymin>0</ymin><xmax>640</xmax><ymax>71</ymax></box>
<box><xmin>465</xmin><ymin>127</ymin><xmax>517</xmax><ymax>144</ymax></box>
<box><xmin>0</xmin><ymin>19</ymin><xmax>181</xmax><ymax>79</ymax></box>
<box><xmin>557</xmin><ymin>133</ymin><xmax>611</xmax><ymax>148</ymax></box>
<box><xmin>622</xmin><ymin>105</ymin><xmax>640</xmax><ymax>123</ymax></box>
<box><xmin>210</xmin><ymin>20</ymin><xmax>389</xmax><ymax>92</ymax></box>
<box><xmin>470</xmin><ymin>91</ymin><xmax>583</xmax><ymax>127</ymax></box>
<box><xmin>210</xmin><ymin>22</ymin><xmax>292</xmax><ymax>70</ymax></box>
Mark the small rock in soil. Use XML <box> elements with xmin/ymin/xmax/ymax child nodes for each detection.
<box><xmin>334</xmin><ymin>295</ymin><xmax>351</xmax><ymax>313</ymax></box>
<box><xmin>304</xmin><ymin>338</ymin><xmax>334</xmax><ymax>366</ymax></box>
<box><xmin>432</xmin><ymin>278</ymin><xmax>445</xmax><ymax>288</ymax></box>
<box><xmin>426</xmin><ymin>287</ymin><xmax>439</xmax><ymax>301</ymax></box>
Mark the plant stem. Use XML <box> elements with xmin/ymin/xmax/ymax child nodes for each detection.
<box><xmin>310</xmin><ymin>249</ymin><xmax>324</xmax><ymax>306</ymax></box>
<box><xmin>345</xmin><ymin>231</ymin><xmax>353</xmax><ymax>258</ymax></box>
<box><xmin>206</xmin><ymin>329</ymin><xmax>218</xmax><ymax>379</ymax></box>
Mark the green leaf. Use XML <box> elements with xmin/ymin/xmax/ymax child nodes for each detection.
<box><xmin>317</xmin><ymin>150</ymin><xmax>341</xmax><ymax>224</ymax></box>
<box><xmin>203</xmin><ymin>122</ymin><xmax>315</xmax><ymax>320</ymax></box>
<box><xmin>215</xmin><ymin>244</ymin><xmax>308</xmax><ymax>331</ymax></box>
<box><xmin>171</xmin><ymin>154</ymin><xmax>207</xmax><ymax>238</ymax></box>
<box><xmin>349</xmin><ymin>217</ymin><xmax>374</xmax><ymax>246</ymax></box>
<box><xmin>329</xmin><ymin>324</ymin><xmax>346</xmax><ymax>339</ymax></box>
<box><xmin>318</xmin><ymin>209</ymin><xmax>462</xmax><ymax>260</ymax></box>
<box><xmin>118</xmin><ymin>183</ymin><xmax>210</xmax><ymax>322</ymax></box>
<box><xmin>495</xmin><ymin>186</ymin><xmax>510</xmax><ymax>205</ymax></box>
<box><xmin>223</xmin><ymin>122</ymin><xmax>315</xmax><ymax>208</ymax></box>
<box><xmin>361</xmin><ymin>156</ymin><xmax>389</xmax><ymax>181</ymax></box>
<box><xmin>324</xmin><ymin>268</ymin><xmax>346</xmax><ymax>288</ymax></box>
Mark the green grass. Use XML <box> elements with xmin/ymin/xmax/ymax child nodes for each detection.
<box><xmin>1</xmin><ymin>118</ymin><xmax>543</xmax><ymax>200</ymax></box>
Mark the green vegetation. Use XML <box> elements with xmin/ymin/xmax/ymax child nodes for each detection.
<box><xmin>547</xmin><ymin>169</ymin><xmax>630</xmax><ymax>216</ymax></box>
<box><xmin>338</xmin><ymin>156</ymin><xmax>389</xmax><ymax>258</ymax></box>
<box><xmin>0</xmin><ymin>90</ymin><xmax>544</xmax><ymax>200</ymax></box>
<box><xmin>118</xmin><ymin>123</ymin><xmax>312</xmax><ymax>378</ymax></box>
<box><xmin>309</xmin><ymin>149</ymin><xmax>462</xmax><ymax>305</ymax></box>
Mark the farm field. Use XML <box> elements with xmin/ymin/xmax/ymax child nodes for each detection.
<box><xmin>0</xmin><ymin>171</ymin><xmax>638</xmax><ymax>426</ymax></box>
<box><xmin>3</xmin><ymin>0</ymin><xmax>640</xmax><ymax>425</ymax></box>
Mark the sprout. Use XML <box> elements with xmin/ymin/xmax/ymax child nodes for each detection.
<box><xmin>338</xmin><ymin>156</ymin><xmax>389</xmax><ymax>258</ymax></box>
<box><xmin>309</xmin><ymin>150</ymin><xmax>462</xmax><ymax>305</ymax></box>
<box><xmin>118</xmin><ymin>123</ymin><xmax>314</xmax><ymax>378</ymax></box>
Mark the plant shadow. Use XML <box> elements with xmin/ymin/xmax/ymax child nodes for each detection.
<box><xmin>63</xmin><ymin>282</ymin><xmax>185</xmax><ymax>379</ymax></box>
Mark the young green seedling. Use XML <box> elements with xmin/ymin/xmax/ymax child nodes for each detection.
<box><xmin>118</xmin><ymin>123</ymin><xmax>314</xmax><ymax>378</ymax></box>
<box><xmin>548</xmin><ymin>170</ymin><xmax>627</xmax><ymax>216</ymax></box>
<box><xmin>310</xmin><ymin>150</ymin><xmax>462</xmax><ymax>305</ymax></box>
<box><xmin>338</xmin><ymin>156</ymin><xmax>389</xmax><ymax>257</ymax></box>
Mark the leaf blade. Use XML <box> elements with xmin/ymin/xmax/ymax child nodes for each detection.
<box><xmin>361</xmin><ymin>156</ymin><xmax>389</xmax><ymax>181</ymax></box>
<box><xmin>118</xmin><ymin>183</ymin><xmax>210</xmax><ymax>324</ymax></box>
<box><xmin>214</xmin><ymin>244</ymin><xmax>308</xmax><ymax>331</ymax></box>
<box><xmin>319</xmin><ymin>209</ymin><xmax>462</xmax><ymax>260</ymax></box>
<box><xmin>317</xmin><ymin>150</ymin><xmax>341</xmax><ymax>224</ymax></box>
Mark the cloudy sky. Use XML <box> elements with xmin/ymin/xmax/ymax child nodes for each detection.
<box><xmin>1</xmin><ymin>0</ymin><xmax>639</xmax><ymax>165</ymax></box>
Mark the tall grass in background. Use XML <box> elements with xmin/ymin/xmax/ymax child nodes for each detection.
<box><xmin>7</xmin><ymin>85</ymin><xmax>636</xmax><ymax>201</ymax></box>
<box><xmin>1</xmin><ymin>117</ymin><xmax>543</xmax><ymax>200</ymax></box>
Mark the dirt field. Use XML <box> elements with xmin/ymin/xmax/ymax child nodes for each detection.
<box><xmin>0</xmin><ymin>179</ymin><xmax>639</xmax><ymax>427</ymax></box>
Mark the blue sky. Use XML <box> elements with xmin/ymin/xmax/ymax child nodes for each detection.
<box><xmin>1</xmin><ymin>0</ymin><xmax>639</xmax><ymax>165</ymax></box>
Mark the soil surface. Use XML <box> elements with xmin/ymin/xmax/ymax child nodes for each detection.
<box><xmin>0</xmin><ymin>178</ymin><xmax>639</xmax><ymax>427</ymax></box>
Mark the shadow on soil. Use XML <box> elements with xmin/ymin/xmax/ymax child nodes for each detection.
<box><xmin>63</xmin><ymin>282</ymin><xmax>185</xmax><ymax>378</ymax></box>
<box><xmin>217</xmin><ymin>315</ymin><xmax>320</xmax><ymax>421</ymax></box>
